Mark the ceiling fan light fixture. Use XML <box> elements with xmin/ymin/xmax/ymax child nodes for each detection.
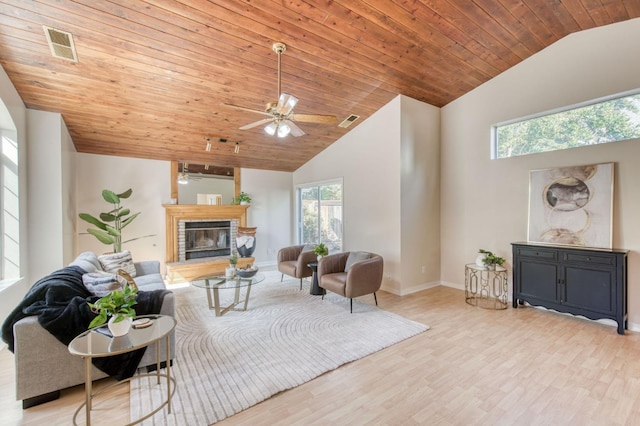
<box><xmin>278</xmin><ymin>93</ymin><xmax>298</xmax><ymax>115</ymax></box>
<box><xmin>178</xmin><ymin>172</ymin><xmax>189</xmax><ymax>185</ymax></box>
<box><xmin>277</xmin><ymin>122</ymin><xmax>291</xmax><ymax>138</ymax></box>
<box><xmin>264</xmin><ymin>122</ymin><xmax>278</xmax><ymax>136</ymax></box>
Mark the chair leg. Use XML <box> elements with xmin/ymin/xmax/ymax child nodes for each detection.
<box><xmin>299</xmin><ymin>278</ymin><xmax>303</xmax><ymax>291</ymax></box>
<box><xmin>350</xmin><ymin>298</ymin><xmax>353</xmax><ymax>313</ymax></box>
<box><xmin>373</xmin><ymin>292</ymin><xmax>378</xmax><ymax>306</ymax></box>
<box><xmin>281</xmin><ymin>273</ymin><xmax>284</xmax><ymax>282</ymax></box>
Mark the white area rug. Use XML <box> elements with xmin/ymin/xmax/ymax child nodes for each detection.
<box><xmin>131</xmin><ymin>271</ymin><xmax>429</xmax><ymax>425</ymax></box>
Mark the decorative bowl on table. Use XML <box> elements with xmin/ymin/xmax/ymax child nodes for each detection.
<box><xmin>235</xmin><ymin>266</ymin><xmax>258</xmax><ymax>278</ymax></box>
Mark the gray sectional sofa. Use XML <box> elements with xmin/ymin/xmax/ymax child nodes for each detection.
<box><xmin>9</xmin><ymin>252</ymin><xmax>175</xmax><ymax>408</ymax></box>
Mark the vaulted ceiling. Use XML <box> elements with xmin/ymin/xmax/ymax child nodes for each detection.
<box><xmin>1</xmin><ymin>1</ymin><xmax>638</xmax><ymax>172</ymax></box>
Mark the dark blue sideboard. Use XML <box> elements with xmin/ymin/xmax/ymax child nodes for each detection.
<box><xmin>512</xmin><ymin>242</ymin><xmax>628</xmax><ymax>335</ymax></box>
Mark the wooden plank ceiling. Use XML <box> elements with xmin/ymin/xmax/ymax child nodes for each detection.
<box><xmin>1</xmin><ymin>1</ymin><xmax>638</xmax><ymax>172</ymax></box>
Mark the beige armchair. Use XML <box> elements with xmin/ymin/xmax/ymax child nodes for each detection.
<box><xmin>277</xmin><ymin>245</ymin><xmax>317</xmax><ymax>290</ymax></box>
<box><xmin>317</xmin><ymin>251</ymin><xmax>383</xmax><ymax>313</ymax></box>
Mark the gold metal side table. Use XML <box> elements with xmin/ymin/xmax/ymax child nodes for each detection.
<box><xmin>68</xmin><ymin>314</ymin><xmax>176</xmax><ymax>426</ymax></box>
<box><xmin>465</xmin><ymin>264</ymin><xmax>508</xmax><ymax>310</ymax></box>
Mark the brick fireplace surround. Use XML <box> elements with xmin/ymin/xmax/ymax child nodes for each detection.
<box><xmin>163</xmin><ymin>204</ymin><xmax>254</xmax><ymax>283</ymax></box>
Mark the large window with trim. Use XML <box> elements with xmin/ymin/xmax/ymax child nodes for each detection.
<box><xmin>494</xmin><ymin>91</ymin><xmax>640</xmax><ymax>159</ymax></box>
<box><xmin>297</xmin><ymin>179</ymin><xmax>343</xmax><ymax>253</ymax></box>
<box><xmin>0</xmin><ymin>130</ymin><xmax>19</xmax><ymax>281</ymax></box>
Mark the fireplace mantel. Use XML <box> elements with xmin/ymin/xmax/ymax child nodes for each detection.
<box><xmin>164</xmin><ymin>204</ymin><xmax>249</xmax><ymax>263</ymax></box>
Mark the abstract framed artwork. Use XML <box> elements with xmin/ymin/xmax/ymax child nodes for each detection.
<box><xmin>528</xmin><ymin>163</ymin><xmax>613</xmax><ymax>249</ymax></box>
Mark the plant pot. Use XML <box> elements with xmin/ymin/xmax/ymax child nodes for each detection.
<box><xmin>108</xmin><ymin>316</ymin><xmax>133</xmax><ymax>337</ymax></box>
<box><xmin>475</xmin><ymin>253</ymin><xmax>487</xmax><ymax>268</ymax></box>
<box><xmin>108</xmin><ymin>334</ymin><xmax>133</xmax><ymax>351</ymax></box>
<box><xmin>225</xmin><ymin>266</ymin><xmax>236</xmax><ymax>279</ymax></box>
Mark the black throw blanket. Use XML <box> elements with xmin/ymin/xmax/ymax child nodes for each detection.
<box><xmin>1</xmin><ymin>265</ymin><xmax>169</xmax><ymax>380</ymax></box>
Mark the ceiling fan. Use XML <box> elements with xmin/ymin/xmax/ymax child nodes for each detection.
<box><xmin>222</xmin><ymin>42</ymin><xmax>337</xmax><ymax>138</ymax></box>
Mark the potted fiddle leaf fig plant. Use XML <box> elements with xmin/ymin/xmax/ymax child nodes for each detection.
<box><xmin>79</xmin><ymin>188</ymin><xmax>143</xmax><ymax>253</ymax></box>
<box><xmin>88</xmin><ymin>284</ymin><xmax>138</xmax><ymax>337</ymax></box>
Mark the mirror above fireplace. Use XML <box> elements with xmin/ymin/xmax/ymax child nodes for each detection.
<box><xmin>170</xmin><ymin>161</ymin><xmax>241</xmax><ymax>204</ymax></box>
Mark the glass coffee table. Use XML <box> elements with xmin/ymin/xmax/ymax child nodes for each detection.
<box><xmin>192</xmin><ymin>273</ymin><xmax>265</xmax><ymax>316</ymax></box>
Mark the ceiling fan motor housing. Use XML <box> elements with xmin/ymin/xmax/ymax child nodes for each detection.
<box><xmin>272</xmin><ymin>42</ymin><xmax>286</xmax><ymax>54</ymax></box>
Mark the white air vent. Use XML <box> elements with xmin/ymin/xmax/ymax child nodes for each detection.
<box><xmin>338</xmin><ymin>114</ymin><xmax>360</xmax><ymax>128</ymax></box>
<box><xmin>43</xmin><ymin>26</ymin><xmax>78</xmax><ymax>62</ymax></box>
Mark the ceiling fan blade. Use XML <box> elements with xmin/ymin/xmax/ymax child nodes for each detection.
<box><xmin>285</xmin><ymin>120</ymin><xmax>305</xmax><ymax>137</ymax></box>
<box><xmin>239</xmin><ymin>118</ymin><xmax>273</xmax><ymax>130</ymax></box>
<box><xmin>290</xmin><ymin>113</ymin><xmax>338</xmax><ymax>124</ymax></box>
<box><xmin>221</xmin><ymin>103</ymin><xmax>272</xmax><ymax>117</ymax></box>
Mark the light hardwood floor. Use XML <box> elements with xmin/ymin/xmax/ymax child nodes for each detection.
<box><xmin>2</xmin><ymin>285</ymin><xmax>640</xmax><ymax>425</ymax></box>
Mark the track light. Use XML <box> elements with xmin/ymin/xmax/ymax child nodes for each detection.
<box><xmin>205</xmin><ymin>137</ymin><xmax>211</xmax><ymax>152</ymax></box>
<box><xmin>234</xmin><ymin>142</ymin><xmax>240</xmax><ymax>154</ymax></box>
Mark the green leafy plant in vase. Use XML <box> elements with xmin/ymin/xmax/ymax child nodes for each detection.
<box><xmin>477</xmin><ymin>249</ymin><xmax>505</xmax><ymax>270</ymax></box>
<box><xmin>226</xmin><ymin>250</ymin><xmax>239</xmax><ymax>278</ymax></box>
<box><xmin>79</xmin><ymin>188</ymin><xmax>146</xmax><ymax>253</ymax></box>
<box><xmin>88</xmin><ymin>284</ymin><xmax>138</xmax><ymax>336</ymax></box>
<box><xmin>313</xmin><ymin>243</ymin><xmax>329</xmax><ymax>260</ymax></box>
<box><xmin>233</xmin><ymin>191</ymin><xmax>252</xmax><ymax>205</ymax></box>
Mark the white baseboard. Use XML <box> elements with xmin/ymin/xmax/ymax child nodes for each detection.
<box><xmin>439</xmin><ymin>281</ymin><xmax>464</xmax><ymax>291</ymax></box>
<box><xmin>383</xmin><ymin>281</ymin><xmax>442</xmax><ymax>296</ymax></box>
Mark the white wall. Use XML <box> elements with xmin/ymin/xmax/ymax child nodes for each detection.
<box><xmin>440</xmin><ymin>19</ymin><xmax>640</xmax><ymax>327</ymax></box>
<box><xmin>75</xmin><ymin>153</ymin><xmax>170</xmax><ymax>270</ymax></box>
<box><xmin>400</xmin><ymin>96</ymin><xmax>441</xmax><ymax>294</ymax></box>
<box><xmin>240</xmin><ymin>168</ymin><xmax>293</xmax><ymax>266</ymax></box>
<box><xmin>27</xmin><ymin>110</ymin><xmax>77</xmax><ymax>281</ymax></box>
<box><xmin>295</xmin><ymin>97</ymin><xmax>401</xmax><ymax>292</ymax></box>
<box><xmin>295</xmin><ymin>95</ymin><xmax>440</xmax><ymax>294</ymax></box>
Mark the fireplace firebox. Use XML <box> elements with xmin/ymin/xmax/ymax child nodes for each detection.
<box><xmin>183</xmin><ymin>220</ymin><xmax>231</xmax><ymax>260</ymax></box>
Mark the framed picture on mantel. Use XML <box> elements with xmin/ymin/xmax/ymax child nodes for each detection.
<box><xmin>527</xmin><ymin>162</ymin><xmax>613</xmax><ymax>249</ymax></box>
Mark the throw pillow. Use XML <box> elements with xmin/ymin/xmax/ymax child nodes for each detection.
<box><xmin>82</xmin><ymin>271</ymin><xmax>126</xmax><ymax>297</ymax></box>
<box><xmin>302</xmin><ymin>244</ymin><xmax>315</xmax><ymax>252</ymax></box>
<box><xmin>69</xmin><ymin>251</ymin><xmax>104</xmax><ymax>273</ymax></box>
<box><xmin>98</xmin><ymin>250</ymin><xmax>137</xmax><ymax>277</ymax></box>
<box><xmin>117</xmin><ymin>268</ymin><xmax>138</xmax><ymax>291</ymax></box>
<box><xmin>345</xmin><ymin>251</ymin><xmax>371</xmax><ymax>272</ymax></box>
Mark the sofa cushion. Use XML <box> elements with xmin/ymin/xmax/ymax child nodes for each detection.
<box><xmin>69</xmin><ymin>251</ymin><xmax>103</xmax><ymax>273</ymax></box>
<box><xmin>82</xmin><ymin>271</ymin><xmax>127</xmax><ymax>297</ymax></box>
<box><xmin>98</xmin><ymin>250</ymin><xmax>137</xmax><ymax>277</ymax></box>
<box><xmin>345</xmin><ymin>251</ymin><xmax>371</xmax><ymax>272</ymax></box>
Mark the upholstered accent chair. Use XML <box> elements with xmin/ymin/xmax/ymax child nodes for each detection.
<box><xmin>317</xmin><ymin>251</ymin><xmax>384</xmax><ymax>313</ymax></box>
<box><xmin>277</xmin><ymin>244</ymin><xmax>317</xmax><ymax>290</ymax></box>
